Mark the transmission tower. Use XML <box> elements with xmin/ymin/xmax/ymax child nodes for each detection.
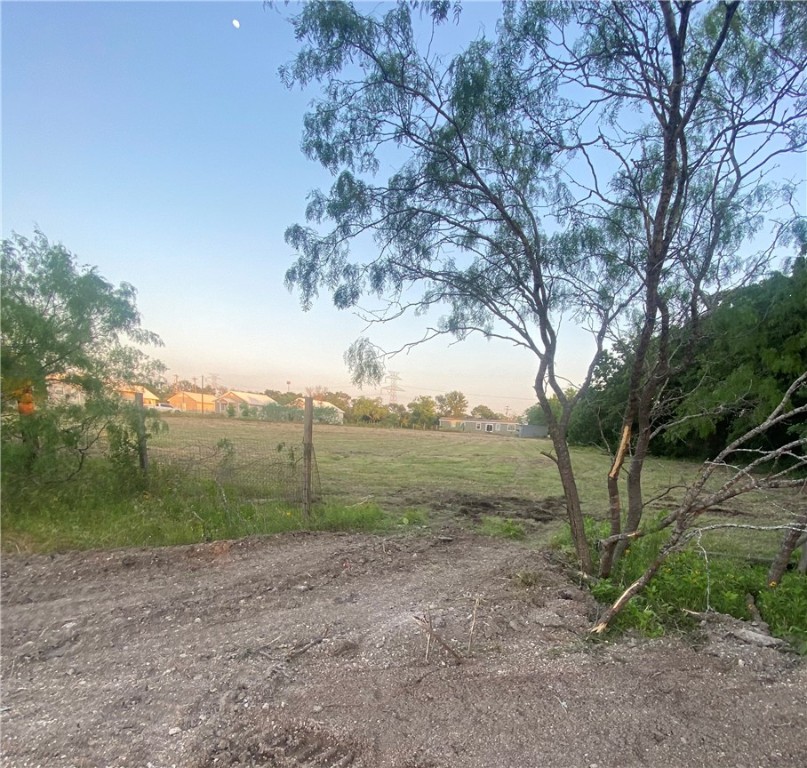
<box><xmin>381</xmin><ymin>371</ymin><xmax>404</xmax><ymax>405</ymax></box>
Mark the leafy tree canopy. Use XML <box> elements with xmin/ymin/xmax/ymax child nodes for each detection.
<box><xmin>436</xmin><ymin>390</ymin><xmax>468</xmax><ymax>418</ymax></box>
<box><xmin>265</xmin><ymin>389</ymin><xmax>302</xmax><ymax>406</ymax></box>
<box><xmin>407</xmin><ymin>395</ymin><xmax>438</xmax><ymax>428</ymax></box>
<box><xmin>351</xmin><ymin>396</ymin><xmax>390</xmax><ymax>423</ymax></box>
<box><xmin>1</xmin><ymin>230</ymin><xmax>164</xmax><ymax>405</ymax></box>
<box><xmin>470</xmin><ymin>404</ymin><xmax>498</xmax><ymax>420</ymax></box>
<box><xmin>661</xmin><ymin>257</ymin><xmax>807</xmax><ymax>455</ymax></box>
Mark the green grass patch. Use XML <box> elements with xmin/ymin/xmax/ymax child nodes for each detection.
<box><xmin>479</xmin><ymin>516</ymin><xmax>526</xmax><ymax>540</ymax></box>
<box><xmin>308</xmin><ymin>502</ymin><xmax>387</xmax><ymax>532</ymax></box>
<box><xmin>394</xmin><ymin>508</ymin><xmax>429</xmax><ymax>527</ymax></box>
<box><xmin>0</xmin><ymin>449</ymin><xmax>420</xmax><ymax>552</ymax></box>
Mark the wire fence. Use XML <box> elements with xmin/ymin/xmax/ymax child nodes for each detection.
<box><xmin>146</xmin><ymin>433</ymin><xmax>321</xmax><ymax>508</ymax></box>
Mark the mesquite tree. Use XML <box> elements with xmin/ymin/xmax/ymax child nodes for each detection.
<box><xmin>281</xmin><ymin>1</ymin><xmax>806</xmax><ymax>575</ymax></box>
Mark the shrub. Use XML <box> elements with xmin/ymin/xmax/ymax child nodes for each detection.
<box><xmin>589</xmin><ymin>529</ymin><xmax>807</xmax><ymax>651</ymax></box>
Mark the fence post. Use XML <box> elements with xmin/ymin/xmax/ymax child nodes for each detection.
<box><xmin>302</xmin><ymin>396</ymin><xmax>314</xmax><ymax>518</ymax></box>
<box><xmin>134</xmin><ymin>392</ymin><xmax>149</xmax><ymax>475</ymax></box>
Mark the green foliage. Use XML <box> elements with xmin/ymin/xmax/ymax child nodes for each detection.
<box><xmin>264</xmin><ymin>390</ymin><xmax>302</xmax><ymax>406</ymax></box>
<box><xmin>661</xmin><ymin>258</ymin><xmax>807</xmax><ymax>456</ymax></box>
<box><xmin>566</xmin><ymin>351</ymin><xmax>626</xmax><ymax>449</ymax></box>
<box><xmin>407</xmin><ymin>395</ymin><xmax>438</xmax><ymax>429</ymax></box>
<box><xmin>479</xmin><ymin>516</ymin><xmax>526</xmax><ymax>540</ymax></box>
<box><xmin>471</xmin><ymin>404</ymin><xmax>498</xmax><ymax>420</ymax></box>
<box><xmin>524</xmin><ymin>390</ymin><xmax>575</xmax><ymax>428</ymax></box>
<box><xmin>310</xmin><ymin>502</ymin><xmax>387</xmax><ymax>532</ymax></box>
<box><xmin>350</xmin><ymin>396</ymin><xmax>390</xmax><ymax>424</ymax></box>
<box><xmin>2</xmin><ymin>448</ymin><xmax>399</xmax><ymax>552</ymax></box>
<box><xmin>1</xmin><ymin>230</ymin><xmax>164</xmax><ymax>405</ymax></box>
<box><xmin>1</xmin><ymin>231</ymin><xmax>167</xmax><ymax>505</ymax></box>
<box><xmin>575</xmin><ymin>261</ymin><xmax>807</xmax><ymax>458</ymax></box>
<box><xmin>1</xmin><ymin>399</ymin><xmax>158</xmax><ymax>504</ymax></box>
<box><xmin>589</xmin><ymin>530</ymin><xmax>807</xmax><ymax>650</ymax></box>
<box><xmin>758</xmin><ymin>574</ymin><xmax>807</xmax><ymax>654</ymax></box>
<box><xmin>436</xmin><ymin>390</ymin><xmax>468</xmax><ymax>418</ymax></box>
<box><xmin>395</xmin><ymin>508</ymin><xmax>428</xmax><ymax>527</ymax></box>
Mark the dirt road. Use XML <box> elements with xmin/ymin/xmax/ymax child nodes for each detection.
<box><xmin>2</xmin><ymin>531</ymin><xmax>805</xmax><ymax>767</ymax></box>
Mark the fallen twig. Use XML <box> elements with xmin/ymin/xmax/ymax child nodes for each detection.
<box><xmin>413</xmin><ymin>614</ymin><xmax>464</xmax><ymax>664</ymax></box>
<box><xmin>285</xmin><ymin>627</ymin><xmax>330</xmax><ymax>662</ymax></box>
<box><xmin>467</xmin><ymin>597</ymin><xmax>481</xmax><ymax>656</ymax></box>
<box><xmin>745</xmin><ymin>593</ymin><xmax>764</xmax><ymax>625</ymax></box>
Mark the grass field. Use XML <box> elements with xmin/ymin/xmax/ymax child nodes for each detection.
<box><xmin>2</xmin><ymin>413</ymin><xmax>799</xmax><ymax>560</ymax></box>
<box><xmin>152</xmin><ymin>414</ymin><xmax>700</xmax><ymax>511</ymax></box>
<box><xmin>151</xmin><ymin>415</ymin><xmax>807</xmax><ymax>561</ymax></box>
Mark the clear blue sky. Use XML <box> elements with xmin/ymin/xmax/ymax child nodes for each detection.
<box><xmin>2</xmin><ymin>0</ymin><xmax>591</xmax><ymax>414</ymax></box>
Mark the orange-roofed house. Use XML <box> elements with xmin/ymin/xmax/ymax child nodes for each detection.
<box><xmin>167</xmin><ymin>391</ymin><xmax>216</xmax><ymax>414</ymax></box>
<box><xmin>118</xmin><ymin>385</ymin><xmax>160</xmax><ymax>407</ymax></box>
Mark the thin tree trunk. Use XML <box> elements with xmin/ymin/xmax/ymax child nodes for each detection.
<box><xmin>600</xmin><ymin>425</ymin><xmax>631</xmax><ymax>577</ymax></box>
<box><xmin>551</xmin><ymin>432</ymin><xmax>593</xmax><ymax>575</ymax></box>
<box><xmin>767</xmin><ymin>510</ymin><xmax>807</xmax><ymax>585</ymax></box>
<box><xmin>614</xmin><ymin>422</ymin><xmax>652</xmax><ymax>565</ymax></box>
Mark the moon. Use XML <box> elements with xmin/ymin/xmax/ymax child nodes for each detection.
<box><xmin>232</xmin><ymin>19</ymin><xmax>240</xmax><ymax>29</ymax></box>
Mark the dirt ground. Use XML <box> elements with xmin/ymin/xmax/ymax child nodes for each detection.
<box><xmin>2</xmin><ymin>528</ymin><xmax>805</xmax><ymax>768</ymax></box>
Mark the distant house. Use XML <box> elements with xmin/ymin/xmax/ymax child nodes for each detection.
<box><xmin>517</xmin><ymin>424</ymin><xmax>549</xmax><ymax>439</ymax></box>
<box><xmin>290</xmin><ymin>397</ymin><xmax>345</xmax><ymax>424</ymax></box>
<box><xmin>167</xmin><ymin>390</ymin><xmax>216</xmax><ymax>414</ymax></box>
<box><xmin>215</xmin><ymin>390</ymin><xmax>277</xmax><ymax>415</ymax></box>
<box><xmin>438</xmin><ymin>417</ymin><xmax>548</xmax><ymax>438</ymax></box>
<box><xmin>119</xmin><ymin>385</ymin><xmax>160</xmax><ymax>407</ymax></box>
<box><xmin>46</xmin><ymin>375</ymin><xmax>87</xmax><ymax>406</ymax></box>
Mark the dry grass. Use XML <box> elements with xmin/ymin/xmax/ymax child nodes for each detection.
<box><xmin>155</xmin><ymin>414</ymin><xmax>703</xmax><ymax>515</ymax></box>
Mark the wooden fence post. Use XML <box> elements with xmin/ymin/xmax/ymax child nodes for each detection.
<box><xmin>302</xmin><ymin>396</ymin><xmax>313</xmax><ymax>518</ymax></box>
<box><xmin>134</xmin><ymin>392</ymin><xmax>149</xmax><ymax>475</ymax></box>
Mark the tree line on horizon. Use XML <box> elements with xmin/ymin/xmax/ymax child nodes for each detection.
<box><xmin>164</xmin><ymin>382</ymin><xmax>517</xmax><ymax>429</ymax></box>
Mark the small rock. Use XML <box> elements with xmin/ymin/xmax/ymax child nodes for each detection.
<box><xmin>730</xmin><ymin>628</ymin><xmax>785</xmax><ymax>648</ymax></box>
<box><xmin>168</xmin><ymin>727</ymin><xmax>181</xmax><ymax>736</ymax></box>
